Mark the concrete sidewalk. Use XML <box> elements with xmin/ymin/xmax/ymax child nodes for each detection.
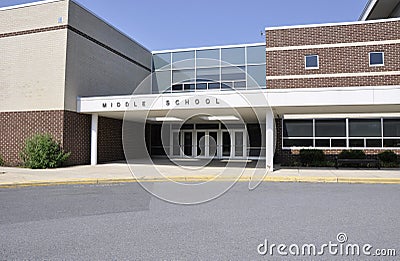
<box><xmin>1</xmin><ymin>161</ymin><xmax>400</xmax><ymax>188</ymax></box>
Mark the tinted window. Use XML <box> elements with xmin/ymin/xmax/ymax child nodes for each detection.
<box><xmin>247</xmin><ymin>45</ymin><xmax>265</xmax><ymax>64</ymax></box>
<box><xmin>196</xmin><ymin>67</ymin><xmax>220</xmax><ymax>82</ymax></box>
<box><xmin>196</xmin><ymin>49</ymin><xmax>220</xmax><ymax>67</ymax></box>
<box><xmin>384</xmin><ymin>119</ymin><xmax>400</xmax><ymax>137</ymax></box>
<box><xmin>349</xmin><ymin>119</ymin><xmax>381</xmax><ymax>137</ymax></box>
<box><xmin>306</xmin><ymin>55</ymin><xmax>319</xmax><ymax>68</ymax></box>
<box><xmin>315</xmin><ymin>119</ymin><xmax>346</xmax><ymax>137</ymax></box>
<box><xmin>369</xmin><ymin>52</ymin><xmax>384</xmax><ymax>66</ymax></box>
<box><xmin>153</xmin><ymin>53</ymin><xmax>171</xmax><ymax>70</ymax></box>
<box><xmin>172</xmin><ymin>51</ymin><xmax>195</xmax><ymax>68</ymax></box>
<box><xmin>221</xmin><ymin>66</ymin><xmax>245</xmax><ymax>81</ymax></box>
<box><xmin>153</xmin><ymin>71</ymin><xmax>171</xmax><ymax>93</ymax></box>
<box><xmin>172</xmin><ymin>70</ymin><xmax>195</xmax><ymax>84</ymax></box>
<box><xmin>247</xmin><ymin>65</ymin><xmax>266</xmax><ymax>88</ymax></box>
<box><xmin>305</xmin><ymin>55</ymin><xmax>319</xmax><ymax>68</ymax></box>
<box><xmin>221</xmin><ymin>47</ymin><xmax>245</xmax><ymax>65</ymax></box>
<box><xmin>283</xmin><ymin>120</ymin><xmax>313</xmax><ymax>137</ymax></box>
<box><xmin>283</xmin><ymin>139</ymin><xmax>313</xmax><ymax>147</ymax></box>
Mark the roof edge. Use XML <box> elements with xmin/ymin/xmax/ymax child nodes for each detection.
<box><xmin>0</xmin><ymin>0</ymin><xmax>65</xmax><ymax>12</ymax></box>
<box><xmin>264</xmin><ymin>16</ymin><xmax>400</xmax><ymax>31</ymax></box>
<box><xmin>359</xmin><ymin>0</ymin><xmax>379</xmax><ymax>21</ymax></box>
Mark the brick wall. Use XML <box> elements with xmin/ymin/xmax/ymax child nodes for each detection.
<box><xmin>63</xmin><ymin>111</ymin><xmax>91</xmax><ymax>165</ymax></box>
<box><xmin>266</xmin><ymin>20</ymin><xmax>400</xmax><ymax>89</ymax></box>
<box><xmin>0</xmin><ymin>111</ymin><xmax>64</xmax><ymax>166</ymax></box>
<box><xmin>98</xmin><ymin>117</ymin><xmax>125</xmax><ymax>163</ymax></box>
<box><xmin>0</xmin><ymin>110</ymin><xmax>124</xmax><ymax>166</ymax></box>
<box><xmin>266</xmin><ymin>20</ymin><xmax>400</xmax><ymax>48</ymax></box>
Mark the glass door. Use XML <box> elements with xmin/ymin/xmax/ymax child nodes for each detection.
<box><xmin>196</xmin><ymin>131</ymin><xmax>206</xmax><ymax>157</ymax></box>
<box><xmin>208</xmin><ymin>132</ymin><xmax>218</xmax><ymax>158</ymax></box>
<box><xmin>222</xmin><ymin>131</ymin><xmax>231</xmax><ymax>158</ymax></box>
<box><xmin>233</xmin><ymin>131</ymin><xmax>245</xmax><ymax>158</ymax></box>
<box><xmin>182</xmin><ymin>131</ymin><xmax>193</xmax><ymax>157</ymax></box>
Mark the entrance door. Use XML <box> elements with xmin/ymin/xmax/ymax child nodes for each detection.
<box><xmin>196</xmin><ymin>131</ymin><xmax>218</xmax><ymax>158</ymax></box>
<box><xmin>233</xmin><ymin>131</ymin><xmax>246</xmax><ymax>158</ymax></box>
<box><xmin>222</xmin><ymin>131</ymin><xmax>231</xmax><ymax>158</ymax></box>
<box><xmin>221</xmin><ymin>130</ymin><xmax>246</xmax><ymax>159</ymax></box>
<box><xmin>208</xmin><ymin>131</ymin><xmax>218</xmax><ymax>158</ymax></box>
<box><xmin>182</xmin><ymin>131</ymin><xmax>193</xmax><ymax>157</ymax></box>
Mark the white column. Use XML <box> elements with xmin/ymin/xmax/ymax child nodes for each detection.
<box><xmin>91</xmin><ymin>114</ymin><xmax>98</xmax><ymax>166</ymax></box>
<box><xmin>266</xmin><ymin>110</ymin><xmax>274</xmax><ymax>171</ymax></box>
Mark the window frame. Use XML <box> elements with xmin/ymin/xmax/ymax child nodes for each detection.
<box><xmin>282</xmin><ymin>117</ymin><xmax>400</xmax><ymax>150</ymax></box>
<box><xmin>369</xmin><ymin>52</ymin><xmax>385</xmax><ymax>67</ymax></box>
<box><xmin>304</xmin><ymin>55</ymin><xmax>319</xmax><ymax>70</ymax></box>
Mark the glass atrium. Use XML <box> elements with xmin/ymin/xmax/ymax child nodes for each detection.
<box><xmin>152</xmin><ymin>43</ymin><xmax>266</xmax><ymax>94</ymax></box>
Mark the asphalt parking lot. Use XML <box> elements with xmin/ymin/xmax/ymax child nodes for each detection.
<box><xmin>0</xmin><ymin>182</ymin><xmax>399</xmax><ymax>260</ymax></box>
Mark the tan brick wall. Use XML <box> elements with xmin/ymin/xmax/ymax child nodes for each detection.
<box><xmin>0</xmin><ymin>29</ymin><xmax>68</xmax><ymax>112</ymax></box>
<box><xmin>266</xmin><ymin>20</ymin><xmax>400</xmax><ymax>48</ymax></box>
<box><xmin>0</xmin><ymin>0</ymin><xmax>68</xmax><ymax>34</ymax></box>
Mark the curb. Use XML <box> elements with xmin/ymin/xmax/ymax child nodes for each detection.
<box><xmin>0</xmin><ymin>176</ymin><xmax>400</xmax><ymax>188</ymax></box>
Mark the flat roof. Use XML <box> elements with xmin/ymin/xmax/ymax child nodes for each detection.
<box><xmin>152</xmin><ymin>43</ymin><xmax>265</xmax><ymax>54</ymax></box>
<box><xmin>0</xmin><ymin>0</ymin><xmax>64</xmax><ymax>12</ymax></box>
<box><xmin>265</xmin><ymin>16</ymin><xmax>400</xmax><ymax>31</ymax></box>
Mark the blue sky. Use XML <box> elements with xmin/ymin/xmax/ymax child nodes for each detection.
<box><xmin>1</xmin><ymin>0</ymin><xmax>368</xmax><ymax>51</ymax></box>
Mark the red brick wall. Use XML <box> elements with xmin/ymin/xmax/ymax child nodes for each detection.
<box><xmin>63</xmin><ymin>111</ymin><xmax>91</xmax><ymax>165</ymax></box>
<box><xmin>0</xmin><ymin>110</ymin><xmax>124</xmax><ymax>166</ymax></box>
<box><xmin>266</xmin><ymin>20</ymin><xmax>400</xmax><ymax>89</ymax></box>
<box><xmin>98</xmin><ymin>117</ymin><xmax>125</xmax><ymax>163</ymax></box>
<box><xmin>267</xmin><ymin>20</ymin><xmax>400</xmax><ymax>48</ymax></box>
<box><xmin>0</xmin><ymin>111</ymin><xmax>64</xmax><ymax>166</ymax></box>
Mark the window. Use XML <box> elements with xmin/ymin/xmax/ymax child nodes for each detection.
<box><xmin>349</xmin><ymin>119</ymin><xmax>381</xmax><ymax>137</ymax></box>
<box><xmin>172</xmin><ymin>69</ymin><xmax>195</xmax><ymax>84</ymax></box>
<box><xmin>383</xmin><ymin>119</ymin><xmax>400</xmax><ymax>137</ymax></box>
<box><xmin>315</xmin><ymin>119</ymin><xmax>346</xmax><ymax>137</ymax></box>
<box><xmin>305</xmin><ymin>55</ymin><xmax>319</xmax><ymax>69</ymax></box>
<box><xmin>153</xmin><ymin>53</ymin><xmax>171</xmax><ymax>70</ymax></box>
<box><xmin>221</xmin><ymin>47</ymin><xmax>245</xmax><ymax>65</ymax></box>
<box><xmin>247</xmin><ymin>46</ymin><xmax>266</xmax><ymax>64</ymax></box>
<box><xmin>196</xmin><ymin>49</ymin><xmax>220</xmax><ymax>67</ymax></box>
<box><xmin>247</xmin><ymin>65</ymin><xmax>266</xmax><ymax>88</ymax></box>
<box><xmin>172</xmin><ymin>51</ymin><xmax>195</xmax><ymax>69</ymax></box>
<box><xmin>283</xmin><ymin>120</ymin><xmax>313</xmax><ymax>137</ymax></box>
<box><xmin>369</xmin><ymin>52</ymin><xmax>384</xmax><ymax>66</ymax></box>
<box><xmin>283</xmin><ymin>118</ymin><xmax>400</xmax><ymax>149</ymax></box>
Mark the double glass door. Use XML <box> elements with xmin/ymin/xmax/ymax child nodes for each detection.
<box><xmin>173</xmin><ymin>130</ymin><xmax>246</xmax><ymax>159</ymax></box>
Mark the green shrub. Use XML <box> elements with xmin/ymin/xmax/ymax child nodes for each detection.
<box><xmin>20</xmin><ymin>134</ymin><xmax>70</xmax><ymax>169</ymax></box>
<box><xmin>299</xmin><ymin>149</ymin><xmax>326</xmax><ymax>167</ymax></box>
<box><xmin>378</xmin><ymin>151</ymin><xmax>399</xmax><ymax>168</ymax></box>
<box><xmin>338</xmin><ymin>150</ymin><xmax>366</xmax><ymax>159</ymax></box>
<box><xmin>0</xmin><ymin>155</ymin><xmax>4</xmax><ymax>166</ymax></box>
<box><xmin>378</xmin><ymin>151</ymin><xmax>398</xmax><ymax>163</ymax></box>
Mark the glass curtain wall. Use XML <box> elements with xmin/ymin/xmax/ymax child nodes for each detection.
<box><xmin>152</xmin><ymin>44</ymin><xmax>266</xmax><ymax>94</ymax></box>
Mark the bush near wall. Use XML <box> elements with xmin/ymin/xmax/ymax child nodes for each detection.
<box><xmin>20</xmin><ymin>134</ymin><xmax>70</xmax><ymax>169</ymax></box>
<box><xmin>0</xmin><ymin>155</ymin><xmax>4</xmax><ymax>166</ymax></box>
<box><xmin>378</xmin><ymin>151</ymin><xmax>399</xmax><ymax>168</ymax></box>
<box><xmin>338</xmin><ymin>150</ymin><xmax>366</xmax><ymax>159</ymax></box>
<box><xmin>299</xmin><ymin>149</ymin><xmax>327</xmax><ymax>167</ymax></box>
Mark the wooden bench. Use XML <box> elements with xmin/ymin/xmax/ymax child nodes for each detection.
<box><xmin>335</xmin><ymin>157</ymin><xmax>380</xmax><ymax>169</ymax></box>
